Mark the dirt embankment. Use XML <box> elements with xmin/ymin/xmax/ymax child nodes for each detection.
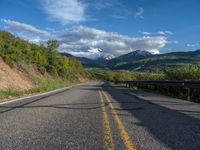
<box><xmin>0</xmin><ymin>58</ymin><xmax>35</xmax><ymax>90</ymax></box>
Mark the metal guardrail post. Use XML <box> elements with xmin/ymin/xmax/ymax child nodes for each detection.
<box><xmin>187</xmin><ymin>88</ymin><xmax>192</xmax><ymax>101</ymax></box>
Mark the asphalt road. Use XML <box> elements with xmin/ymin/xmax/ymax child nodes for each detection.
<box><xmin>0</xmin><ymin>81</ymin><xmax>200</xmax><ymax>150</ymax></box>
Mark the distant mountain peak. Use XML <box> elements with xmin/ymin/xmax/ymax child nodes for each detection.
<box><xmin>118</xmin><ymin>50</ymin><xmax>152</xmax><ymax>60</ymax></box>
<box><xmin>129</xmin><ymin>50</ymin><xmax>152</xmax><ymax>56</ymax></box>
<box><xmin>102</xmin><ymin>54</ymin><xmax>115</xmax><ymax>60</ymax></box>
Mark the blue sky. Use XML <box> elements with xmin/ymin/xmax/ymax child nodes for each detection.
<box><xmin>0</xmin><ymin>0</ymin><xmax>200</xmax><ymax>58</ymax></box>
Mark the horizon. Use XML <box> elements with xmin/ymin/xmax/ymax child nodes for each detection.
<box><xmin>0</xmin><ymin>0</ymin><xmax>200</xmax><ymax>59</ymax></box>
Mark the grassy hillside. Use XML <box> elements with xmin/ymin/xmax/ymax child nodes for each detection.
<box><xmin>0</xmin><ymin>31</ymin><xmax>87</xmax><ymax>99</ymax></box>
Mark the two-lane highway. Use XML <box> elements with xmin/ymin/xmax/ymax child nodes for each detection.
<box><xmin>0</xmin><ymin>81</ymin><xmax>200</xmax><ymax>150</ymax></box>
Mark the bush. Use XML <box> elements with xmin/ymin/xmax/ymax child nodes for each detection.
<box><xmin>0</xmin><ymin>30</ymin><xmax>84</xmax><ymax>80</ymax></box>
<box><xmin>103</xmin><ymin>70</ymin><xmax>134</xmax><ymax>81</ymax></box>
<box><xmin>134</xmin><ymin>72</ymin><xmax>166</xmax><ymax>80</ymax></box>
<box><xmin>165</xmin><ymin>65</ymin><xmax>200</xmax><ymax>80</ymax></box>
<box><xmin>38</xmin><ymin>66</ymin><xmax>46</xmax><ymax>74</ymax></box>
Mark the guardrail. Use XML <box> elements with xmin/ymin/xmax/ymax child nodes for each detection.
<box><xmin>113</xmin><ymin>80</ymin><xmax>200</xmax><ymax>101</ymax></box>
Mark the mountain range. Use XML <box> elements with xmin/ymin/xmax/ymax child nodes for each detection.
<box><xmin>61</xmin><ymin>49</ymin><xmax>200</xmax><ymax>71</ymax></box>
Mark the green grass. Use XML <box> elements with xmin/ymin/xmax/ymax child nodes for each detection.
<box><xmin>0</xmin><ymin>89</ymin><xmax>24</xmax><ymax>99</ymax></box>
<box><xmin>28</xmin><ymin>77</ymin><xmax>77</xmax><ymax>94</ymax></box>
<box><xmin>0</xmin><ymin>76</ymin><xmax>80</xmax><ymax>100</ymax></box>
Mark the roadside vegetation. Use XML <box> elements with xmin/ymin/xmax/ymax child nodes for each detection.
<box><xmin>92</xmin><ymin>65</ymin><xmax>200</xmax><ymax>103</ymax></box>
<box><xmin>0</xmin><ymin>31</ymin><xmax>84</xmax><ymax>78</ymax></box>
<box><xmin>0</xmin><ymin>31</ymin><xmax>87</xmax><ymax>99</ymax></box>
<box><xmin>0</xmin><ymin>76</ymin><xmax>76</xmax><ymax>99</ymax></box>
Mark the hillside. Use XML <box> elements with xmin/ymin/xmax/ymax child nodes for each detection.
<box><xmin>113</xmin><ymin>49</ymin><xmax>200</xmax><ymax>71</ymax></box>
<box><xmin>105</xmin><ymin>50</ymin><xmax>152</xmax><ymax>68</ymax></box>
<box><xmin>0</xmin><ymin>57</ymin><xmax>35</xmax><ymax>90</ymax></box>
<box><xmin>0</xmin><ymin>31</ymin><xmax>87</xmax><ymax>99</ymax></box>
<box><xmin>67</xmin><ymin>49</ymin><xmax>200</xmax><ymax>71</ymax></box>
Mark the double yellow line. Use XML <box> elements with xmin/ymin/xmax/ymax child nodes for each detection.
<box><xmin>98</xmin><ymin>90</ymin><xmax>135</xmax><ymax>150</ymax></box>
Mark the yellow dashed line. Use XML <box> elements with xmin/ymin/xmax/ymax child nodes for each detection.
<box><xmin>102</xmin><ymin>90</ymin><xmax>135</xmax><ymax>150</ymax></box>
<box><xmin>98</xmin><ymin>90</ymin><xmax>114</xmax><ymax>150</ymax></box>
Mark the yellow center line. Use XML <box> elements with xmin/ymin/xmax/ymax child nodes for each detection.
<box><xmin>98</xmin><ymin>90</ymin><xmax>115</xmax><ymax>150</ymax></box>
<box><xmin>101</xmin><ymin>90</ymin><xmax>135</xmax><ymax>150</ymax></box>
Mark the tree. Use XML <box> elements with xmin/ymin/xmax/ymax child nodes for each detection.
<box><xmin>47</xmin><ymin>40</ymin><xmax>59</xmax><ymax>51</ymax></box>
<box><xmin>0</xmin><ymin>31</ymin><xmax>85</xmax><ymax>80</ymax></box>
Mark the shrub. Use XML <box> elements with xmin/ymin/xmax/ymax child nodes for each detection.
<box><xmin>0</xmin><ymin>30</ymin><xmax>84</xmax><ymax>79</ymax></box>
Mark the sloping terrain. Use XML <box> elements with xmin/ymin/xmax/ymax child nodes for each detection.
<box><xmin>0</xmin><ymin>31</ymin><xmax>89</xmax><ymax>99</ymax></box>
<box><xmin>68</xmin><ymin>49</ymin><xmax>200</xmax><ymax>71</ymax></box>
<box><xmin>105</xmin><ymin>50</ymin><xmax>152</xmax><ymax>68</ymax></box>
<box><xmin>61</xmin><ymin>50</ymin><xmax>152</xmax><ymax>68</ymax></box>
<box><xmin>0</xmin><ymin>58</ymin><xmax>35</xmax><ymax>90</ymax></box>
<box><xmin>113</xmin><ymin>49</ymin><xmax>200</xmax><ymax>71</ymax></box>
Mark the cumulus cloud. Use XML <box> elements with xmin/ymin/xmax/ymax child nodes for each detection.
<box><xmin>57</xmin><ymin>26</ymin><xmax>167</xmax><ymax>58</ymax></box>
<box><xmin>135</xmin><ymin>7</ymin><xmax>144</xmax><ymax>19</ymax></box>
<box><xmin>41</xmin><ymin>0</ymin><xmax>86</xmax><ymax>24</ymax></box>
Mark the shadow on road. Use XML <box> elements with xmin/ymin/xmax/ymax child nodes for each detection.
<box><xmin>0</xmin><ymin>83</ymin><xmax>137</xmax><ymax>113</ymax></box>
<box><xmin>102</xmin><ymin>82</ymin><xmax>200</xmax><ymax>150</ymax></box>
<box><xmin>0</xmin><ymin>88</ymin><xmax>74</xmax><ymax>114</ymax></box>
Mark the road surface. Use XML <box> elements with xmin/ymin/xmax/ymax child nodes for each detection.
<box><xmin>0</xmin><ymin>81</ymin><xmax>200</xmax><ymax>150</ymax></box>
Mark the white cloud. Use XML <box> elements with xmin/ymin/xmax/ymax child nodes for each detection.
<box><xmin>92</xmin><ymin>1</ymin><xmax>113</xmax><ymax>10</ymax></box>
<box><xmin>1</xmin><ymin>19</ymin><xmax>50</xmax><ymax>44</ymax></box>
<box><xmin>157</xmin><ymin>31</ymin><xmax>165</xmax><ymax>35</ymax></box>
<box><xmin>58</xmin><ymin>26</ymin><xmax>167</xmax><ymax>58</ymax></box>
<box><xmin>1</xmin><ymin>19</ymin><xmax>50</xmax><ymax>35</ymax></box>
<box><xmin>89</xmin><ymin>0</ymin><xmax>131</xmax><ymax>20</ymax></box>
<box><xmin>139</xmin><ymin>31</ymin><xmax>151</xmax><ymax>35</ymax></box>
<box><xmin>165</xmin><ymin>31</ymin><xmax>173</xmax><ymax>35</ymax></box>
<box><xmin>157</xmin><ymin>30</ymin><xmax>173</xmax><ymax>35</ymax></box>
<box><xmin>135</xmin><ymin>7</ymin><xmax>144</xmax><ymax>19</ymax></box>
<box><xmin>41</xmin><ymin>0</ymin><xmax>86</xmax><ymax>24</ymax></box>
<box><xmin>168</xmin><ymin>40</ymin><xmax>179</xmax><ymax>44</ymax></box>
<box><xmin>186</xmin><ymin>43</ymin><xmax>199</xmax><ymax>47</ymax></box>
<box><xmin>68</xmin><ymin>47</ymin><xmax>102</xmax><ymax>58</ymax></box>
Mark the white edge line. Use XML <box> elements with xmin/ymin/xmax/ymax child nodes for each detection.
<box><xmin>0</xmin><ymin>82</ymin><xmax>85</xmax><ymax>105</ymax></box>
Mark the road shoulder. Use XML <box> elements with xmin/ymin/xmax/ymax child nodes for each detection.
<box><xmin>0</xmin><ymin>82</ymin><xmax>87</xmax><ymax>105</ymax></box>
<box><xmin>110</xmin><ymin>82</ymin><xmax>200</xmax><ymax>119</ymax></box>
